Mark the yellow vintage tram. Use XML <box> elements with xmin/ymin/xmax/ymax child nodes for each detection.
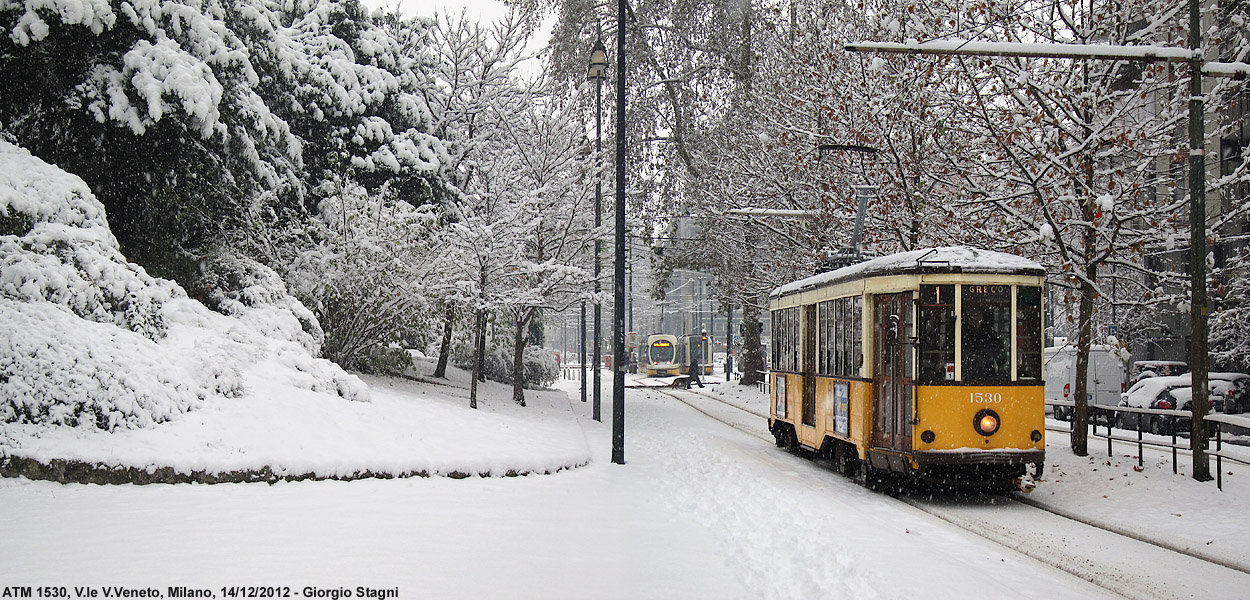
<box><xmin>768</xmin><ymin>247</ymin><xmax>1046</xmax><ymax>486</ymax></box>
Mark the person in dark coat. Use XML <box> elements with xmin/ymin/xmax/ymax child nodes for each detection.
<box><xmin>686</xmin><ymin>352</ymin><xmax>705</xmax><ymax>389</ymax></box>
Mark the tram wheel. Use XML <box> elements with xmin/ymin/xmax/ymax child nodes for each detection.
<box><xmin>784</xmin><ymin>428</ymin><xmax>801</xmax><ymax>455</ymax></box>
<box><xmin>835</xmin><ymin>443</ymin><xmax>860</xmax><ymax>478</ymax></box>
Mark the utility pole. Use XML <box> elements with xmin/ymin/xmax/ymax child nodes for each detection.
<box><xmin>611</xmin><ymin>0</ymin><xmax>627</xmax><ymax>465</ymax></box>
<box><xmin>580</xmin><ymin>304</ymin><xmax>586</xmax><ymax>403</ymax></box>
<box><xmin>1187</xmin><ymin>0</ymin><xmax>1212</xmax><ymax>481</ymax></box>
<box><xmin>726</xmin><ymin>304</ymin><xmax>734</xmax><ymax>381</ymax></box>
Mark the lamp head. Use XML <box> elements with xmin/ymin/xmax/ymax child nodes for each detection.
<box><xmin>588</xmin><ymin>39</ymin><xmax>608</xmax><ymax>81</ymax></box>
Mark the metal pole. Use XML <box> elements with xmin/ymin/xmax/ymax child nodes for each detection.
<box><xmin>612</xmin><ymin>0</ymin><xmax>627</xmax><ymax>465</ymax></box>
<box><xmin>1188</xmin><ymin>0</ymin><xmax>1211</xmax><ymax>481</ymax></box>
<box><xmin>594</xmin><ymin>64</ymin><xmax>603</xmax><ymax>423</ymax></box>
<box><xmin>628</xmin><ymin>241</ymin><xmax>634</xmax><ymax>333</ymax></box>
<box><xmin>726</xmin><ymin>304</ymin><xmax>734</xmax><ymax>381</ymax></box>
<box><xmin>580</xmin><ymin>303</ymin><xmax>587</xmax><ymax>402</ymax></box>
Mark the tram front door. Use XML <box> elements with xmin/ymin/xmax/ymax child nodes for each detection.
<box><xmin>873</xmin><ymin>292</ymin><xmax>913</xmax><ymax>451</ymax></box>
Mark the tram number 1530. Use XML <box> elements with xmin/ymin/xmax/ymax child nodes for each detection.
<box><xmin>970</xmin><ymin>392</ymin><xmax>1003</xmax><ymax>404</ymax></box>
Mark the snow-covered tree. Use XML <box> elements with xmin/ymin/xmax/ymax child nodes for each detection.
<box><xmin>0</xmin><ymin>0</ymin><xmax>304</xmax><ymax>278</ymax></box>
<box><xmin>489</xmin><ymin>94</ymin><xmax>598</xmax><ymax>406</ymax></box>
<box><xmin>425</xmin><ymin>9</ymin><xmax>536</xmax><ymax>381</ymax></box>
<box><xmin>1208</xmin><ymin>1</ymin><xmax>1250</xmax><ymax>367</ymax></box>
<box><xmin>285</xmin><ymin>180</ymin><xmax>442</xmax><ymax>372</ymax></box>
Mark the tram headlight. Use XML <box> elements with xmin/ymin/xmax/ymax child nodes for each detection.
<box><xmin>974</xmin><ymin>409</ymin><xmax>1001</xmax><ymax>436</ymax></box>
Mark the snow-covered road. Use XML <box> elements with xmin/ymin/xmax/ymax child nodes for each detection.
<box><xmin>2</xmin><ymin>374</ymin><xmax>1243</xmax><ymax>598</ymax></box>
<box><xmin>665</xmin><ymin>380</ymin><xmax>1250</xmax><ymax>599</ymax></box>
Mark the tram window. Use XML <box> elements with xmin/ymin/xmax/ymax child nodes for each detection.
<box><xmin>852</xmin><ymin>296</ymin><xmax>863</xmax><ymax>374</ymax></box>
<box><xmin>813</xmin><ymin>297</ymin><xmax>862</xmax><ymax>377</ymax></box>
<box><xmin>1016</xmin><ymin>286</ymin><xmax>1043</xmax><ymax>380</ymax></box>
<box><xmin>961</xmin><ymin>284</ymin><xmax>1011</xmax><ymax>383</ymax></box>
<box><xmin>842</xmin><ymin>296</ymin><xmax>862</xmax><ymax>376</ymax></box>
<box><xmin>817</xmin><ymin>301</ymin><xmax>829</xmax><ymax>375</ymax></box>
<box><xmin>833</xmin><ymin>300</ymin><xmax>845</xmax><ymax>375</ymax></box>
<box><xmin>771</xmin><ymin>307</ymin><xmax>800</xmax><ymax>372</ymax></box>
<box><xmin>919</xmin><ymin>285</ymin><xmax>955</xmax><ymax>384</ymax></box>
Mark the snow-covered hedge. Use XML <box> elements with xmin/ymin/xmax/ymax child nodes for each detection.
<box><xmin>518</xmin><ymin>346</ymin><xmax>559</xmax><ymax>389</ymax></box>
<box><xmin>193</xmin><ymin>251</ymin><xmax>325</xmax><ymax>355</ymax></box>
<box><xmin>0</xmin><ymin>141</ymin><xmax>367</xmax><ymax>431</ymax></box>
<box><xmin>0</xmin><ymin>140</ymin><xmax>180</xmax><ymax>340</ymax></box>
<box><xmin>0</xmin><ymin>300</ymin><xmax>230</xmax><ymax>429</ymax></box>
<box><xmin>453</xmin><ymin>344</ymin><xmax>559</xmax><ymax>390</ymax></box>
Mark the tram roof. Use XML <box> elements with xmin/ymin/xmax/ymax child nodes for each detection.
<box><xmin>770</xmin><ymin>246</ymin><xmax>1045</xmax><ymax>298</ymax></box>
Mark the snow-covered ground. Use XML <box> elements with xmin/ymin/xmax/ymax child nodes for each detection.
<box><xmin>0</xmin><ymin>359</ymin><xmax>587</xmax><ymax>479</ymax></box>
<box><xmin>704</xmin><ymin>376</ymin><xmax>1250</xmax><ymax>569</ymax></box>
<box><xmin>4</xmin><ymin>367</ymin><xmax>1250</xmax><ymax>598</ymax></box>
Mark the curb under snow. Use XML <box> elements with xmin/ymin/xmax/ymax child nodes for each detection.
<box><xmin>0</xmin><ymin>454</ymin><xmax>589</xmax><ymax>485</ymax></box>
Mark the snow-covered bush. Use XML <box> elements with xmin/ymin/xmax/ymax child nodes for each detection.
<box><xmin>453</xmin><ymin>343</ymin><xmax>558</xmax><ymax>390</ymax></box>
<box><xmin>519</xmin><ymin>345</ymin><xmax>559</xmax><ymax>389</ymax></box>
<box><xmin>0</xmin><ymin>141</ymin><xmax>180</xmax><ymax>340</ymax></box>
<box><xmin>0</xmin><ymin>140</ymin><xmax>368</xmax><ymax>431</ymax></box>
<box><xmin>0</xmin><ymin>300</ymin><xmax>216</xmax><ymax>430</ymax></box>
<box><xmin>192</xmin><ymin>251</ymin><xmax>324</xmax><ymax>355</ymax></box>
<box><xmin>285</xmin><ymin>182</ymin><xmax>440</xmax><ymax>374</ymax></box>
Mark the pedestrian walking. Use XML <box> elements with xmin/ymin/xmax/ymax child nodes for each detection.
<box><xmin>686</xmin><ymin>351</ymin><xmax>705</xmax><ymax>389</ymax></box>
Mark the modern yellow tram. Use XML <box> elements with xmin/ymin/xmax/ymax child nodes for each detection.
<box><xmin>675</xmin><ymin>333</ymin><xmax>714</xmax><ymax>376</ymax></box>
<box><xmin>645</xmin><ymin>334</ymin><xmax>681</xmax><ymax>376</ymax></box>
<box><xmin>768</xmin><ymin>247</ymin><xmax>1046</xmax><ymax>486</ymax></box>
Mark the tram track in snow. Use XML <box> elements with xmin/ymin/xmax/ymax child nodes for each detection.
<box><xmin>630</xmin><ymin>380</ymin><xmax>1250</xmax><ymax>599</ymax></box>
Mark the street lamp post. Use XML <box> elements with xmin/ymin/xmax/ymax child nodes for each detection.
<box><xmin>588</xmin><ymin>38</ymin><xmax>608</xmax><ymax>423</ymax></box>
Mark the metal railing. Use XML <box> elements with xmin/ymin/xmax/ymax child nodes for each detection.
<box><xmin>1046</xmin><ymin>399</ymin><xmax>1250</xmax><ymax>490</ymax></box>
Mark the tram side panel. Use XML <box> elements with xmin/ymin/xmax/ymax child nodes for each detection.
<box><xmin>812</xmin><ymin>376</ymin><xmax>872</xmax><ymax>458</ymax></box>
<box><xmin>770</xmin><ymin>372</ymin><xmax>874</xmax><ymax>458</ymax></box>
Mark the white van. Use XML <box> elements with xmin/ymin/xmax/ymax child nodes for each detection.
<box><xmin>1045</xmin><ymin>345</ymin><xmax>1128</xmax><ymax>421</ymax></box>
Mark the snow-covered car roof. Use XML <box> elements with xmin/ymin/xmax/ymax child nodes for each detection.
<box><xmin>771</xmin><ymin>246</ymin><xmax>1044</xmax><ymax>298</ymax></box>
<box><xmin>1122</xmin><ymin>373</ymin><xmax>1240</xmax><ymax>409</ymax></box>
<box><xmin>1134</xmin><ymin>360</ymin><xmax>1189</xmax><ymax>367</ymax></box>
<box><xmin>1209</xmin><ymin>373</ymin><xmax>1249</xmax><ymax>398</ymax></box>
<box><xmin>1121</xmin><ymin>375</ymin><xmax>1193</xmax><ymax>408</ymax></box>
<box><xmin>1209</xmin><ymin>372</ymin><xmax>1250</xmax><ymax>382</ymax></box>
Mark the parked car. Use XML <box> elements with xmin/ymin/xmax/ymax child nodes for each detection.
<box><xmin>1118</xmin><ymin>374</ymin><xmax>1224</xmax><ymax>434</ymax></box>
<box><xmin>1129</xmin><ymin>360</ymin><xmax>1188</xmax><ymax>384</ymax></box>
<box><xmin>1118</xmin><ymin>376</ymin><xmax>1190</xmax><ymax>434</ymax></box>
<box><xmin>1210</xmin><ymin>372</ymin><xmax>1250</xmax><ymax>414</ymax></box>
